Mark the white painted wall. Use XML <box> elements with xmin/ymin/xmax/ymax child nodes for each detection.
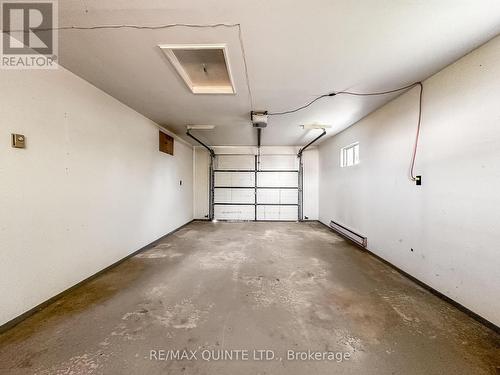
<box><xmin>193</xmin><ymin>147</ymin><xmax>210</xmax><ymax>220</ymax></box>
<box><xmin>0</xmin><ymin>67</ymin><xmax>193</xmax><ymax>326</ymax></box>
<box><xmin>193</xmin><ymin>146</ymin><xmax>319</xmax><ymax>220</ymax></box>
<box><xmin>302</xmin><ymin>149</ymin><xmax>319</xmax><ymax>220</ymax></box>
<box><xmin>318</xmin><ymin>35</ymin><xmax>500</xmax><ymax>326</ymax></box>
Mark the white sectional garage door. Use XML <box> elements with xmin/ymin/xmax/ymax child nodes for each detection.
<box><xmin>213</xmin><ymin>155</ymin><xmax>255</xmax><ymax>221</ymax></box>
<box><xmin>256</xmin><ymin>155</ymin><xmax>299</xmax><ymax>221</ymax></box>
<box><xmin>213</xmin><ymin>154</ymin><xmax>299</xmax><ymax>221</ymax></box>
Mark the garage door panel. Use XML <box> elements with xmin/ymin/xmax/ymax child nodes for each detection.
<box><xmin>215</xmin><ymin>172</ymin><xmax>255</xmax><ymax>187</ymax></box>
<box><xmin>215</xmin><ymin>205</ymin><xmax>255</xmax><ymax>220</ymax></box>
<box><xmin>214</xmin><ymin>188</ymin><xmax>255</xmax><ymax>204</ymax></box>
<box><xmin>256</xmin><ymin>205</ymin><xmax>298</xmax><ymax>221</ymax></box>
<box><xmin>257</xmin><ymin>189</ymin><xmax>298</xmax><ymax>204</ymax></box>
<box><xmin>216</xmin><ymin>155</ymin><xmax>254</xmax><ymax>170</ymax></box>
<box><xmin>257</xmin><ymin>172</ymin><xmax>298</xmax><ymax>187</ymax></box>
<box><xmin>259</xmin><ymin>155</ymin><xmax>298</xmax><ymax>170</ymax></box>
<box><xmin>212</xmin><ymin>153</ymin><xmax>300</xmax><ymax>221</ymax></box>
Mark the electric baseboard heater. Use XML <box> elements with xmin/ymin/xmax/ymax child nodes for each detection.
<box><xmin>329</xmin><ymin>220</ymin><xmax>367</xmax><ymax>248</ymax></box>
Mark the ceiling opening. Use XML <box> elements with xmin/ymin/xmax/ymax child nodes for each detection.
<box><xmin>159</xmin><ymin>44</ymin><xmax>236</xmax><ymax>94</ymax></box>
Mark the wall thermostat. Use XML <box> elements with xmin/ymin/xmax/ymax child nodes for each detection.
<box><xmin>11</xmin><ymin>134</ymin><xmax>26</xmax><ymax>148</ymax></box>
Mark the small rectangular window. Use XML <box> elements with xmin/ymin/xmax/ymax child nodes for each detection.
<box><xmin>340</xmin><ymin>142</ymin><xmax>359</xmax><ymax>168</ymax></box>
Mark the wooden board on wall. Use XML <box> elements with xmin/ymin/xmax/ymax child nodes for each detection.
<box><xmin>159</xmin><ymin>131</ymin><xmax>174</xmax><ymax>155</ymax></box>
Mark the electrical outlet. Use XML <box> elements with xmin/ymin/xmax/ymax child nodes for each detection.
<box><xmin>415</xmin><ymin>176</ymin><xmax>422</xmax><ymax>186</ymax></box>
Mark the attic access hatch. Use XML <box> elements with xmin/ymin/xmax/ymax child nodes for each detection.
<box><xmin>159</xmin><ymin>44</ymin><xmax>236</xmax><ymax>94</ymax></box>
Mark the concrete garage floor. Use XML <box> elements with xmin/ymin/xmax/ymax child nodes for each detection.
<box><xmin>0</xmin><ymin>222</ymin><xmax>498</xmax><ymax>375</ymax></box>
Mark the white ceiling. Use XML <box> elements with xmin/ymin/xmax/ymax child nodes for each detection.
<box><xmin>58</xmin><ymin>0</ymin><xmax>500</xmax><ymax>146</ymax></box>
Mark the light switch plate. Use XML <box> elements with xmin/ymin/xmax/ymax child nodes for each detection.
<box><xmin>12</xmin><ymin>134</ymin><xmax>26</xmax><ymax>148</ymax></box>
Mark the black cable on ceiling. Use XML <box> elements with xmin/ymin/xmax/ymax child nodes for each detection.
<box><xmin>267</xmin><ymin>82</ymin><xmax>421</xmax><ymax>116</ymax></box>
<box><xmin>8</xmin><ymin>22</ymin><xmax>240</xmax><ymax>32</ymax></box>
<box><xmin>268</xmin><ymin>81</ymin><xmax>424</xmax><ymax>182</ymax></box>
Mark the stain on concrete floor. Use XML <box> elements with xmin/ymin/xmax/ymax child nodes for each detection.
<box><xmin>0</xmin><ymin>221</ymin><xmax>498</xmax><ymax>374</ymax></box>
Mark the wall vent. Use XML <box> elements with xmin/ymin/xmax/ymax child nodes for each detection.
<box><xmin>159</xmin><ymin>131</ymin><xmax>174</xmax><ymax>155</ymax></box>
<box><xmin>329</xmin><ymin>220</ymin><xmax>367</xmax><ymax>248</ymax></box>
<box><xmin>159</xmin><ymin>44</ymin><xmax>235</xmax><ymax>94</ymax></box>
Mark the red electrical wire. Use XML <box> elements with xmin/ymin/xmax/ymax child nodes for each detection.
<box><xmin>409</xmin><ymin>82</ymin><xmax>423</xmax><ymax>181</ymax></box>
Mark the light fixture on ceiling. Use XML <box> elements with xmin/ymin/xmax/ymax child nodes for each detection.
<box><xmin>300</xmin><ymin>124</ymin><xmax>332</xmax><ymax>130</ymax></box>
<box><xmin>186</xmin><ymin>125</ymin><xmax>216</xmax><ymax>130</ymax></box>
<box><xmin>159</xmin><ymin>44</ymin><xmax>236</xmax><ymax>95</ymax></box>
